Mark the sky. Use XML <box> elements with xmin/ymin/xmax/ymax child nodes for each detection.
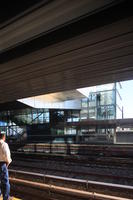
<box><xmin>121</xmin><ymin>80</ymin><xmax>133</xmax><ymax>118</ymax></box>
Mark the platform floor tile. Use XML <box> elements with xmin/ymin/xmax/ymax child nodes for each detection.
<box><xmin>0</xmin><ymin>197</ymin><xmax>21</xmax><ymax>200</ymax></box>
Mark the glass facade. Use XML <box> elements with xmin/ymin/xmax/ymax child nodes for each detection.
<box><xmin>80</xmin><ymin>83</ymin><xmax>117</xmax><ymax>120</ymax></box>
<box><xmin>79</xmin><ymin>83</ymin><xmax>123</xmax><ymax>142</ymax></box>
<box><xmin>0</xmin><ymin>108</ymin><xmax>50</xmax><ymax>136</ymax></box>
<box><xmin>0</xmin><ymin>82</ymin><xmax>123</xmax><ymax>144</ymax></box>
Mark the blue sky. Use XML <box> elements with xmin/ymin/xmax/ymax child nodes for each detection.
<box><xmin>121</xmin><ymin>80</ymin><xmax>133</xmax><ymax>118</ymax></box>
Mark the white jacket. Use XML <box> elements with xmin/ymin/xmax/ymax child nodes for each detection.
<box><xmin>0</xmin><ymin>139</ymin><xmax>12</xmax><ymax>164</ymax></box>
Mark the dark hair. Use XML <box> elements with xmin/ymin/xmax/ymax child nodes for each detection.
<box><xmin>0</xmin><ymin>133</ymin><xmax>5</xmax><ymax>139</ymax></box>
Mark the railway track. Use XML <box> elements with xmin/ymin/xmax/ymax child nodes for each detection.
<box><xmin>11</xmin><ymin>152</ymin><xmax>133</xmax><ymax>185</ymax></box>
<box><xmin>13</xmin><ymin>144</ymin><xmax>133</xmax><ymax>159</ymax></box>
<box><xmin>12</xmin><ymin>151</ymin><xmax>133</xmax><ymax>168</ymax></box>
<box><xmin>9</xmin><ymin>169</ymin><xmax>133</xmax><ymax>200</ymax></box>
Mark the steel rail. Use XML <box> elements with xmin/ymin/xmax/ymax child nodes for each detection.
<box><xmin>10</xmin><ymin>177</ymin><xmax>132</xmax><ymax>200</ymax></box>
<box><xmin>10</xmin><ymin>158</ymin><xmax>133</xmax><ymax>186</ymax></box>
<box><xmin>9</xmin><ymin>169</ymin><xmax>133</xmax><ymax>199</ymax></box>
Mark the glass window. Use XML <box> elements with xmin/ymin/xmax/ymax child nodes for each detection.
<box><xmin>80</xmin><ymin>109</ymin><xmax>88</xmax><ymax>120</ymax></box>
<box><xmin>89</xmin><ymin>108</ymin><xmax>96</xmax><ymax>119</ymax></box>
<box><xmin>89</xmin><ymin>93</ymin><xmax>96</xmax><ymax>107</ymax></box>
<box><xmin>44</xmin><ymin>112</ymin><xmax>49</xmax><ymax>122</ymax></box>
<box><xmin>107</xmin><ymin>105</ymin><xmax>115</xmax><ymax>119</ymax></box>
<box><xmin>38</xmin><ymin>113</ymin><xmax>44</xmax><ymax>123</ymax></box>
<box><xmin>100</xmin><ymin>90</ymin><xmax>115</xmax><ymax>105</ymax></box>
<box><xmin>71</xmin><ymin>111</ymin><xmax>80</xmax><ymax>122</ymax></box>
<box><xmin>81</xmin><ymin>98</ymin><xmax>88</xmax><ymax>108</ymax></box>
<box><xmin>97</xmin><ymin>105</ymin><xmax>115</xmax><ymax>119</ymax></box>
<box><xmin>66</xmin><ymin>127</ymin><xmax>76</xmax><ymax>135</ymax></box>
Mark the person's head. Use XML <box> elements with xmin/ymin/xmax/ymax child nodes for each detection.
<box><xmin>0</xmin><ymin>132</ymin><xmax>6</xmax><ymax>141</ymax></box>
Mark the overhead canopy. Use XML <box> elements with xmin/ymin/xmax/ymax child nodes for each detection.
<box><xmin>0</xmin><ymin>0</ymin><xmax>117</xmax><ymax>51</ymax></box>
<box><xmin>0</xmin><ymin>101</ymin><xmax>31</xmax><ymax>112</ymax></box>
<box><xmin>0</xmin><ymin>0</ymin><xmax>133</xmax><ymax>103</ymax></box>
<box><xmin>18</xmin><ymin>90</ymin><xmax>85</xmax><ymax>103</ymax></box>
<box><xmin>18</xmin><ymin>90</ymin><xmax>84</xmax><ymax>109</ymax></box>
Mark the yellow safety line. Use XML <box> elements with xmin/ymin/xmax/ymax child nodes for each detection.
<box><xmin>0</xmin><ymin>197</ymin><xmax>21</xmax><ymax>200</ymax></box>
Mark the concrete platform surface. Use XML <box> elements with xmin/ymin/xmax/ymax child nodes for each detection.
<box><xmin>0</xmin><ymin>197</ymin><xmax>21</xmax><ymax>200</ymax></box>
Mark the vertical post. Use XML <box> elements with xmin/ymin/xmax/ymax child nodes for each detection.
<box><xmin>114</xmin><ymin>83</ymin><xmax>117</xmax><ymax>143</ymax></box>
<box><xmin>76</xmin><ymin>127</ymin><xmax>79</xmax><ymax>144</ymax></box>
<box><xmin>114</xmin><ymin>82</ymin><xmax>117</xmax><ymax>119</ymax></box>
<box><xmin>114</xmin><ymin>127</ymin><xmax>116</xmax><ymax>144</ymax></box>
<box><xmin>122</xmin><ymin>106</ymin><xmax>124</xmax><ymax>119</ymax></box>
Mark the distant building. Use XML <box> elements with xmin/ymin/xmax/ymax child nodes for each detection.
<box><xmin>0</xmin><ymin>82</ymin><xmax>123</xmax><ymax>144</ymax></box>
<box><xmin>79</xmin><ymin>82</ymin><xmax>123</xmax><ymax>120</ymax></box>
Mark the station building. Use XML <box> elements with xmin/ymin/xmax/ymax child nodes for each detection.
<box><xmin>0</xmin><ymin>82</ymin><xmax>123</xmax><ymax>144</ymax></box>
<box><xmin>0</xmin><ymin>0</ymin><xmax>133</xmax><ymax>146</ymax></box>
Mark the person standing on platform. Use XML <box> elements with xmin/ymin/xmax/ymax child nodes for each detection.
<box><xmin>0</xmin><ymin>131</ymin><xmax>12</xmax><ymax>200</ymax></box>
